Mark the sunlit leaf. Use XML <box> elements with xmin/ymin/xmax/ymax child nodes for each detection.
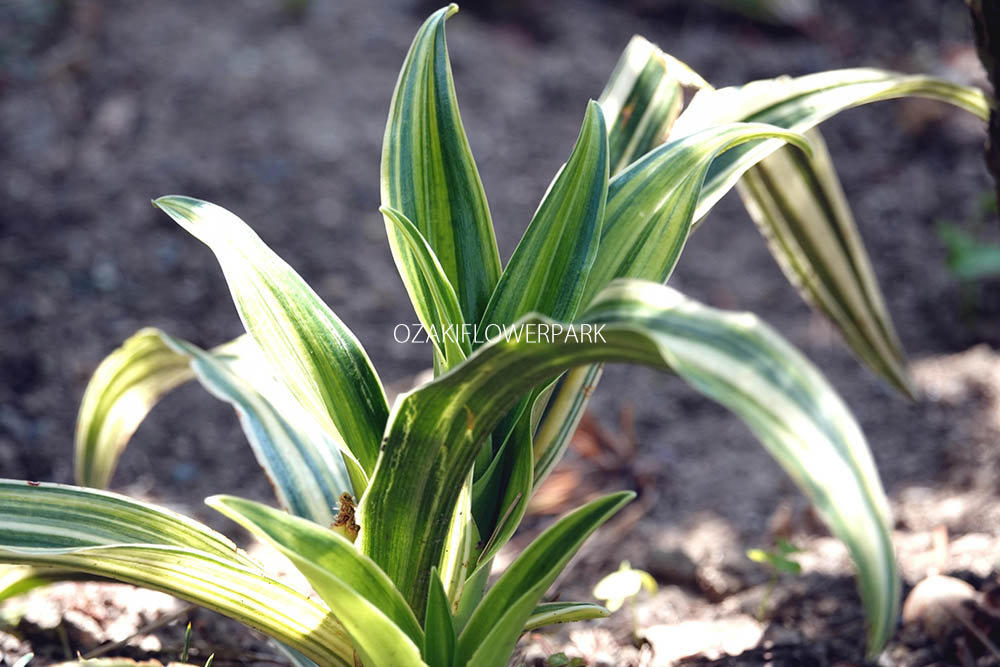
<box><xmin>209</xmin><ymin>495</ymin><xmax>425</xmax><ymax>666</ymax></box>
<box><xmin>361</xmin><ymin>280</ymin><xmax>897</xmax><ymax>651</ymax></box>
<box><xmin>0</xmin><ymin>482</ymin><xmax>352</xmax><ymax>665</ymax></box>
<box><xmin>382</xmin><ymin>3</ymin><xmax>501</xmax><ymax>326</ymax></box>
<box><xmin>154</xmin><ymin>196</ymin><xmax>388</xmax><ymax>476</ymax></box>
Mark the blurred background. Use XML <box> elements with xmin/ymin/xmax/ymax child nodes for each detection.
<box><xmin>1</xmin><ymin>0</ymin><xmax>999</xmax><ymax>663</ymax></box>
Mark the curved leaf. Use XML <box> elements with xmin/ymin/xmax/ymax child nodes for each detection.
<box><xmin>0</xmin><ymin>482</ymin><xmax>352</xmax><ymax>665</ymax></box>
<box><xmin>598</xmin><ymin>35</ymin><xmax>688</xmax><ymax>174</ymax></box>
<box><xmin>668</xmin><ymin>68</ymin><xmax>987</xmax><ymax>396</ymax></box>
<box><xmin>674</xmin><ymin>68</ymin><xmax>989</xmax><ymax>220</ymax></box>
<box><xmin>382</xmin><ymin>3</ymin><xmax>501</xmax><ymax>326</ymax></box>
<box><xmin>737</xmin><ymin>132</ymin><xmax>914</xmax><ymax>395</ymax></box>
<box><xmin>208</xmin><ymin>495</ymin><xmax>425</xmax><ymax>667</ymax></box>
<box><xmin>582</xmin><ymin>122</ymin><xmax>811</xmax><ymax>307</ymax></box>
<box><xmin>75</xmin><ymin>328</ymin><xmax>194</xmax><ymax>488</ymax></box>
<box><xmin>0</xmin><ymin>545</ymin><xmax>352</xmax><ymax>666</ymax></box>
<box><xmin>0</xmin><ymin>564</ymin><xmax>102</xmax><ymax>602</ymax></box>
<box><xmin>360</xmin><ymin>280</ymin><xmax>897</xmax><ymax>651</ymax></box>
<box><xmin>154</xmin><ymin>196</ymin><xmax>388</xmax><ymax>477</ymax></box>
<box><xmin>75</xmin><ymin>328</ymin><xmax>354</xmax><ymax>523</ymax></box>
<box><xmin>0</xmin><ymin>480</ymin><xmax>250</xmax><ymax>562</ymax></box>
<box><xmin>160</xmin><ymin>333</ymin><xmax>354</xmax><ymax>522</ymax></box>
<box><xmin>381</xmin><ymin>206</ymin><xmax>468</xmax><ymax>370</ymax></box>
<box><xmin>457</xmin><ymin>492</ymin><xmax>633</xmax><ymax>667</ymax></box>
<box><xmin>480</xmin><ymin>101</ymin><xmax>609</xmax><ymax>328</ymax></box>
<box><xmin>523</xmin><ymin>601</ymin><xmax>610</xmax><ymax>632</ymax></box>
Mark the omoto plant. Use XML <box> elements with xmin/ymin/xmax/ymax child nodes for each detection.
<box><xmin>0</xmin><ymin>5</ymin><xmax>990</xmax><ymax>665</ymax></box>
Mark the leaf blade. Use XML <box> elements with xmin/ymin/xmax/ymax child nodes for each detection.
<box><xmin>0</xmin><ymin>481</ymin><xmax>352</xmax><ymax>665</ymax></box>
<box><xmin>209</xmin><ymin>495</ymin><xmax>425</xmax><ymax>666</ymax></box>
<box><xmin>423</xmin><ymin>568</ymin><xmax>457</xmax><ymax>667</ymax></box>
<box><xmin>480</xmin><ymin>101</ymin><xmax>609</xmax><ymax>328</ymax></box>
<box><xmin>382</xmin><ymin>4</ymin><xmax>501</xmax><ymax>326</ymax></box>
<box><xmin>457</xmin><ymin>492</ymin><xmax>633</xmax><ymax>667</ymax></box>
<box><xmin>161</xmin><ymin>333</ymin><xmax>355</xmax><ymax>522</ymax></box>
<box><xmin>523</xmin><ymin>602</ymin><xmax>611</xmax><ymax>632</ymax></box>
<box><xmin>74</xmin><ymin>328</ymin><xmax>194</xmax><ymax>488</ymax></box>
<box><xmin>360</xmin><ymin>280</ymin><xmax>897</xmax><ymax>651</ymax></box>
<box><xmin>582</xmin><ymin>122</ymin><xmax>811</xmax><ymax>308</ymax></box>
<box><xmin>154</xmin><ymin>196</ymin><xmax>388</xmax><ymax>476</ymax></box>
<box><xmin>381</xmin><ymin>206</ymin><xmax>468</xmax><ymax>370</ymax></box>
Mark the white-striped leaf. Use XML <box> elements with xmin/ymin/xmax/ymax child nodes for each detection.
<box><xmin>668</xmin><ymin>68</ymin><xmax>988</xmax><ymax>395</ymax></box>
<box><xmin>381</xmin><ymin>206</ymin><xmax>468</xmax><ymax>371</ymax></box>
<box><xmin>382</xmin><ymin>3</ymin><xmax>501</xmax><ymax>327</ymax></box>
<box><xmin>736</xmin><ymin>132</ymin><xmax>914</xmax><ymax>395</ymax></box>
<box><xmin>75</xmin><ymin>328</ymin><xmax>194</xmax><ymax>489</ymax></box>
<box><xmin>75</xmin><ymin>328</ymin><xmax>354</xmax><ymax>523</ymax></box>
<box><xmin>154</xmin><ymin>196</ymin><xmax>388</xmax><ymax>477</ymax></box>
<box><xmin>1</xmin><ymin>545</ymin><xmax>352</xmax><ymax>666</ymax></box>
<box><xmin>530</xmin><ymin>40</ymin><xmax>697</xmax><ymax>492</ymax></box>
<box><xmin>457</xmin><ymin>492</ymin><xmax>633</xmax><ymax>667</ymax></box>
<box><xmin>437</xmin><ymin>471</ymin><xmax>475</xmax><ymax>609</ymax></box>
<box><xmin>360</xmin><ymin>280</ymin><xmax>897</xmax><ymax>651</ymax></box>
<box><xmin>674</xmin><ymin>68</ymin><xmax>989</xmax><ymax>221</ymax></box>
<box><xmin>523</xmin><ymin>601</ymin><xmax>610</xmax><ymax>632</ymax></box>
<box><xmin>0</xmin><ymin>482</ymin><xmax>353</xmax><ymax>665</ymax></box>
<box><xmin>160</xmin><ymin>333</ymin><xmax>355</xmax><ymax>522</ymax></box>
<box><xmin>480</xmin><ymin>100</ymin><xmax>609</xmax><ymax>329</ymax></box>
<box><xmin>209</xmin><ymin>495</ymin><xmax>425</xmax><ymax>667</ymax></box>
<box><xmin>598</xmin><ymin>36</ymin><xmax>692</xmax><ymax>174</ymax></box>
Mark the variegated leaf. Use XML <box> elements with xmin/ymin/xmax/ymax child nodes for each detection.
<box><xmin>155</xmin><ymin>196</ymin><xmax>388</xmax><ymax>476</ymax></box>
<box><xmin>360</xmin><ymin>280</ymin><xmax>897</xmax><ymax>651</ymax></box>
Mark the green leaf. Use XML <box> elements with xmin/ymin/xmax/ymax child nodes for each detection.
<box><xmin>437</xmin><ymin>472</ymin><xmax>475</xmax><ymax>609</ymax></box>
<box><xmin>360</xmin><ymin>280</ymin><xmax>898</xmax><ymax>652</ymax></box>
<box><xmin>2</xmin><ymin>545</ymin><xmax>353</xmax><ymax>666</ymax></box>
<box><xmin>382</xmin><ymin>3</ymin><xmax>501</xmax><ymax>326</ymax></box>
<box><xmin>532</xmin><ymin>364</ymin><xmax>604</xmax><ymax>488</ymax></box>
<box><xmin>381</xmin><ymin>206</ymin><xmax>468</xmax><ymax>370</ymax></box>
<box><xmin>74</xmin><ymin>327</ymin><xmax>355</xmax><ymax>522</ymax></box>
<box><xmin>154</xmin><ymin>196</ymin><xmax>388</xmax><ymax>477</ymax></box>
<box><xmin>473</xmin><ymin>413</ymin><xmax>533</xmax><ymax>567</ymax></box>
<box><xmin>456</xmin><ymin>492</ymin><xmax>633</xmax><ymax>667</ymax></box>
<box><xmin>480</xmin><ymin>101</ymin><xmax>609</xmax><ymax>328</ymax></box>
<box><xmin>669</xmin><ymin>68</ymin><xmax>987</xmax><ymax>396</ymax></box>
<box><xmin>736</xmin><ymin>133</ymin><xmax>914</xmax><ymax>396</ymax></box>
<box><xmin>75</xmin><ymin>328</ymin><xmax>194</xmax><ymax>488</ymax></box>
<box><xmin>940</xmin><ymin>222</ymin><xmax>1000</xmax><ymax>280</ymax></box>
<box><xmin>208</xmin><ymin>495</ymin><xmax>425</xmax><ymax>667</ymax></box>
<box><xmin>598</xmin><ymin>36</ymin><xmax>687</xmax><ymax>174</ymax></box>
<box><xmin>675</xmin><ymin>68</ymin><xmax>990</xmax><ymax>221</ymax></box>
<box><xmin>423</xmin><ymin>568</ymin><xmax>457</xmax><ymax>667</ymax></box>
<box><xmin>0</xmin><ymin>480</ymin><xmax>250</xmax><ymax>561</ymax></box>
<box><xmin>159</xmin><ymin>332</ymin><xmax>355</xmax><ymax>522</ymax></box>
<box><xmin>582</xmin><ymin>122</ymin><xmax>811</xmax><ymax>307</ymax></box>
<box><xmin>531</xmin><ymin>37</ymin><xmax>704</xmax><ymax>498</ymax></box>
<box><xmin>0</xmin><ymin>482</ymin><xmax>353</xmax><ymax>665</ymax></box>
<box><xmin>523</xmin><ymin>602</ymin><xmax>610</xmax><ymax>632</ymax></box>
<box><xmin>0</xmin><ymin>565</ymin><xmax>102</xmax><ymax>602</ymax></box>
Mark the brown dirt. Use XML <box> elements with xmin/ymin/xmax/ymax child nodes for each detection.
<box><xmin>2</xmin><ymin>0</ymin><xmax>999</xmax><ymax>665</ymax></box>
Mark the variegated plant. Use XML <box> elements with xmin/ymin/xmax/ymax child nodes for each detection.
<box><xmin>1</xmin><ymin>5</ymin><xmax>990</xmax><ymax>665</ymax></box>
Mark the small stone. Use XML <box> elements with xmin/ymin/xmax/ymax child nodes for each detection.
<box><xmin>902</xmin><ymin>574</ymin><xmax>979</xmax><ymax>640</ymax></box>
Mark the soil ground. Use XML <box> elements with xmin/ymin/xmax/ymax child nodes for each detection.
<box><xmin>2</xmin><ymin>0</ymin><xmax>1000</xmax><ymax>665</ymax></box>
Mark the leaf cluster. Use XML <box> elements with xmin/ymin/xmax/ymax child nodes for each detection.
<box><xmin>0</xmin><ymin>5</ymin><xmax>989</xmax><ymax>665</ymax></box>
